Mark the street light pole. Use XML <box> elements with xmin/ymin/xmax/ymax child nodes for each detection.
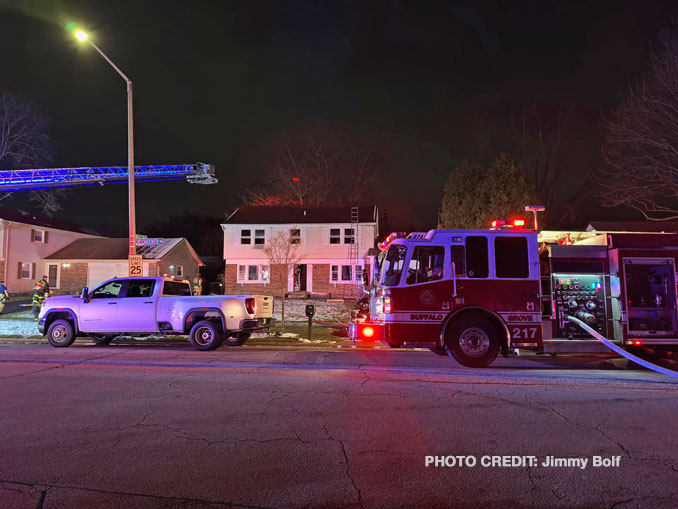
<box><xmin>86</xmin><ymin>41</ymin><xmax>136</xmax><ymax>257</ymax></box>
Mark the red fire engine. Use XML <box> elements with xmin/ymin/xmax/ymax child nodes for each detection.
<box><xmin>350</xmin><ymin>220</ymin><xmax>678</xmax><ymax>368</ymax></box>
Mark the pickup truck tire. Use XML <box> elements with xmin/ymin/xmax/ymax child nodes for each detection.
<box><xmin>189</xmin><ymin>320</ymin><xmax>225</xmax><ymax>351</ymax></box>
<box><xmin>224</xmin><ymin>332</ymin><xmax>250</xmax><ymax>347</ymax></box>
<box><xmin>91</xmin><ymin>334</ymin><xmax>115</xmax><ymax>345</ymax></box>
<box><xmin>444</xmin><ymin>316</ymin><xmax>500</xmax><ymax>368</ymax></box>
<box><xmin>47</xmin><ymin>319</ymin><xmax>76</xmax><ymax>348</ymax></box>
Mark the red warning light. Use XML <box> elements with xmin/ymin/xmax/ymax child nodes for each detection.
<box><xmin>513</xmin><ymin>219</ymin><xmax>525</xmax><ymax>227</ymax></box>
<box><xmin>633</xmin><ymin>340</ymin><xmax>642</xmax><ymax>346</ymax></box>
<box><xmin>491</xmin><ymin>220</ymin><xmax>498</xmax><ymax>228</ymax></box>
<box><xmin>292</xmin><ymin>177</ymin><xmax>300</xmax><ymax>182</ymax></box>
<box><xmin>362</xmin><ymin>326</ymin><xmax>375</xmax><ymax>338</ymax></box>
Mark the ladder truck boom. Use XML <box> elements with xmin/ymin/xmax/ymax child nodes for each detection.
<box><xmin>0</xmin><ymin>162</ymin><xmax>217</xmax><ymax>192</ymax></box>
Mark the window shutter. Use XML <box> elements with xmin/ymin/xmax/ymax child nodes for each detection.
<box><xmin>30</xmin><ymin>229</ymin><xmax>35</xmax><ymax>242</ymax></box>
<box><xmin>17</xmin><ymin>262</ymin><xmax>22</xmax><ymax>279</ymax></box>
<box><xmin>31</xmin><ymin>263</ymin><xmax>36</xmax><ymax>279</ymax></box>
<box><xmin>44</xmin><ymin>231</ymin><xmax>49</xmax><ymax>243</ymax></box>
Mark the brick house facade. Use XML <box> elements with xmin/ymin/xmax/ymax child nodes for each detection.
<box><xmin>222</xmin><ymin>205</ymin><xmax>378</xmax><ymax>298</ymax></box>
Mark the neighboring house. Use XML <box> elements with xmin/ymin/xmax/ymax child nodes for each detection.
<box><xmin>44</xmin><ymin>237</ymin><xmax>203</xmax><ymax>293</ymax></box>
<box><xmin>222</xmin><ymin>205</ymin><xmax>379</xmax><ymax>298</ymax></box>
<box><xmin>0</xmin><ymin>208</ymin><xmax>100</xmax><ymax>294</ymax></box>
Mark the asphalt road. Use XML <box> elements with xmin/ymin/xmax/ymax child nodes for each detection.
<box><xmin>1</xmin><ymin>343</ymin><xmax>677</xmax><ymax>508</ymax></box>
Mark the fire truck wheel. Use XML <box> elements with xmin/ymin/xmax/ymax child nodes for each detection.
<box><xmin>445</xmin><ymin>316</ymin><xmax>500</xmax><ymax>368</ymax></box>
<box><xmin>189</xmin><ymin>320</ymin><xmax>225</xmax><ymax>351</ymax></box>
<box><xmin>224</xmin><ymin>332</ymin><xmax>250</xmax><ymax>346</ymax></box>
<box><xmin>429</xmin><ymin>346</ymin><xmax>448</xmax><ymax>356</ymax></box>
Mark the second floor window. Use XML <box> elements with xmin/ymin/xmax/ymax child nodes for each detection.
<box><xmin>254</xmin><ymin>229</ymin><xmax>265</xmax><ymax>245</ymax></box>
<box><xmin>240</xmin><ymin>230</ymin><xmax>251</xmax><ymax>245</ymax></box>
<box><xmin>330</xmin><ymin>228</ymin><xmax>341</xmax><ymax>244</ymax></box>
<box><xmin>290</xmin><ymin>228</ymin><xmax>301</xmax><ymax>244</ymax></box>
<box><xmin>344</xmin><ymin>228</ymin><xmax>355</xmax><ymax>244</ymax></box>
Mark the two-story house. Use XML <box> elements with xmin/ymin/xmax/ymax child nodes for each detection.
<box><xmin>222</xmin><ymin>205</ymin><xmax>379</xmax><ymax>298</ymax></box>
<box><xmin>0</xmin><ymin>208</ymin><xmax>100</xmax><ymax>293</ymax></box>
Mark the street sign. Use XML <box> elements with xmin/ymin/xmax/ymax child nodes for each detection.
<box><xmin>136</xmin><ymin>238</ymin><xmax>164</xmax><ymax>246</ymax></box>
<box><xmin>129</xmin><ymin>255</ymin><xmax>143</xmax><ymax>276</ymax></box>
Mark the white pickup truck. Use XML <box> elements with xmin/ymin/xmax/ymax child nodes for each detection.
<box><xmin>38</xmin><ymin>277</ymin><xmax>273</xmax><ymax>351</ymax></box>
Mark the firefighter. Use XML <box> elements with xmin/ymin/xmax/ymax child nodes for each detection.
<box><xmin>192</xmin><ymin>275</ymin><xmax>203</xmax><ymax>296</ymax></box>
<box><xmin>32</xmin><ymin>278</ymin><xmax>48</xmax><ymax>321</ymax></box>
<box><xmin>0</xmin><ymin>280</ymin><xmax>9</xmax><ymax>314</ymax></box>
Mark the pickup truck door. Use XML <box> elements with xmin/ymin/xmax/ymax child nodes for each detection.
<box><xmin>79</xmin><ymin>280</ymin><xmax>124</xmax><ymax>332</ymax></box>
<box><xmin>116</xmin><ymin>279</ymin><xmax>157</xmax><ymax>332</ymax></box>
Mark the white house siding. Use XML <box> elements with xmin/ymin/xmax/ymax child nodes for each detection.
<box><xmin>222</xmin><ymin>222</ymin><xmax>378</xmax><ymax>297</ymax></box>
<box><xmin>1</xmin><ymin>221</ymin><xmax>97</xmax><ymax>293</ymax></box>
<box><xmin>223</xmin><ymin>223</ymin><xmax>377</xmax><ymax>261</ymax></box>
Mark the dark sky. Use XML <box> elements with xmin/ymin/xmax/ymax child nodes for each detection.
<box><xmin>1</xmin><ymin>0</ymin><xmax>676</xmax><ymax>234</ymax></box>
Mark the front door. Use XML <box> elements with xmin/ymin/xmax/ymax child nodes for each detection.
<box><xmin>78</xmin><ymin>280</ymin><xmax>124</xmax><ymax>332</ymax></box>
<box><xmin>48</xmin><ymin>265</ymin><xmax>58</xmax><ymax>289</ymax></box>
<box><xmin>295</xmin><ymin>264</ymin><xmax>307</xmax><ymax>291</ymax></box>
<box><xmin>116</xmin><ymin>279</ymin><xmax>158</xmax><ymax>332</ymax></box>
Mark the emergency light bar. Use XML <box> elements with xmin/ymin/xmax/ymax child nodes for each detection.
<box><xmin>378</xmin><ymin>232</ymin><xmax>407</xmax><ymax>250</ymax></box>
<box><xmin>490</xmin><ymin>219</ymin><xmax>528</xmax><ymax>230</ymax></box>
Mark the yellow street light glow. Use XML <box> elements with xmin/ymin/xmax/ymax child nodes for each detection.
<box><xmin>75</xmin><ymin>31</ymin><xmax>88</xmax><ymax>42</ymax></box>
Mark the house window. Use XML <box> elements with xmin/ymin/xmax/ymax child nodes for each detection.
<box><xmin>240</xmin><ymin>230</ymin><xmax>251</xmax><ymax>245</ymax></box>
<box><xmin>342</xmin><ymin>266</ymin><xmax>352</xmax><ymax>281</ymax></box>
<box><xmin>237</xmin><ymin>264</ymin><xmax>270</xmax><ymax>283</ymax></box>
<box><xmin>176</xmin><ymin>265</ymin><xmax>184</xmax><ymax>278</ymax></box>
<box><xmin>20</xmin><ymin>263</ymin><xmax>31</xmax><ymax>279</ymax></box>
<box><xmin>330</xmin><ymin>229</ymin><xmax>341</xmax><ymax>244</ymax></box>
<box><xmin>330</xmin><ymin>264</ymin><xmax>363</xmax><ymax>284</ymax></box>
<box><xmin>290</xmin><ymin>228</ymin><xmax>301</xmax><ymax>244</ymax></box>
<box><xmin>33</xmin><ymin>230</ymin><xmax>44</xmax><ymax>242</ymax></box>
<box><xmin>344</xmin><ymin>228</ymin><xmax>355</xmax><ymax>244</ymax></box>
<box><xmin>254</xmin><ymin>229</ymin><xmax>265</xmax><ymax>245</ymax></box>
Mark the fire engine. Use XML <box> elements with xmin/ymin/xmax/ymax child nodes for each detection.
<box><xmin>350</xmin><ymin>220</ymin><xmax>678</xmax><ymax>368</ymax></box>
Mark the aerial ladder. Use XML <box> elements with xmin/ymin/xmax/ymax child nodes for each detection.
<box><xmin>0</xmin><ymin>162</ymin><xmax>217</xmax><ymax>192</ymax></box>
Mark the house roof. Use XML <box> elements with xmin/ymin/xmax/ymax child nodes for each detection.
<box><xmin>586</xmin><ymin>221</ymin><xmax>678</xmax><ymax>233</ymax></box>
<box><xmin>0</xmin><ymin>207</ymin><xmax>99</xmax><ymax>235</ymax></box>
<box><xmin>44</xmin><ymin>238</ymin><xmax>202</xmax><ymax>264</ymax></box>
<box><xmin>224</xmin><ymin>205</ymin><xmax>378</xmax><ymax>224</ymax></box>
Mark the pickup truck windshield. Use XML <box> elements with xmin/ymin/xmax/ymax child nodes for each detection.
<box><xmin>162</xmin><ymin>281</ymin><xmax>191</xmax><ymax>296</ymax></box>
<box><xmin>380</xmin><ymin>244</ymin><xmax>408</xmax><ymax>286</ymax></box>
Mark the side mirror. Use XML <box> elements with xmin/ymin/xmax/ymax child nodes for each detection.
<box><xmin>80</xmin><ymin>287</ymin><xmax>89</xmax><ymax>302</ymax></box>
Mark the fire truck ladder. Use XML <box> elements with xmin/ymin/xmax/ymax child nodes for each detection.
<box><xmin>0</xmin><ymin>162</ymin><xmax>217</xmax><ymax>192</ymax></box>
<box><xmin>346</xmin><ymin>205</ymin><xmax>360</xmax><ymax>299</ymax></box>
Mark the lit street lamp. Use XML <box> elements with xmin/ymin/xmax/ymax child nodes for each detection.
<box><xmin>70</xmin><ymin>26</ymin><xmax>138</xmax><ymax>263</ymax></box>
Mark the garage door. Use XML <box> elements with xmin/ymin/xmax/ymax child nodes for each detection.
<box><xmin>87</xmin><ymin>262</ymin><xmax>128</xmax><ymax>289</ymax></box>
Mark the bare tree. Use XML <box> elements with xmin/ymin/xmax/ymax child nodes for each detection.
<box><xmin>592</xmin><ymin>31</ymin><xmax>678</xmax><ymax>220</ymax></box>
<box><xmin>0</xmin><ymin>90</ymin><xmax>66</xmax><ymax>216</ymax></box>
<box><xmin>242</xmin><ymin>126</ymin><xmax>383</xmax><ymax>207</ymax></box>
<box><xmin>510</xmin><ymin>101</ymin><xmax>591</xmax><ymax>228</ymax></box>
<box><xmin>263</xmin><ymin>231</ymin><xmax>304</xmax><ymax>333</ymax></box>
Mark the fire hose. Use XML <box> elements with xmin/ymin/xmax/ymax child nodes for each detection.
<box><xmin>566</xmin><ymin>315</ymin><xmax>678</xmax><ymax>379</ymax></box>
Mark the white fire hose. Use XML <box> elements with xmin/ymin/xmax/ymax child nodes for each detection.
<box><xmin>566</xmin><ymin>315</ymin><xmax>678</xmax><ymax>379</ymax></box>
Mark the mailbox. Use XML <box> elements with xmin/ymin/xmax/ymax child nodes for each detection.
<box><xmin>305</xmin><ymin>304</ymin><xmax>315</xmax><ymax>318</ymax></box>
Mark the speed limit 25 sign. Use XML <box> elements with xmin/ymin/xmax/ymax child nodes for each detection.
<box><xmin>129</xmin><ymin>255</ymin><xmax>143</xmax><ymax>276</ymax></box>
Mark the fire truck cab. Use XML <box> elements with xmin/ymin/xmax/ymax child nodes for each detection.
<box><xmin>351</xmin><ymin>227</ymin><xmax>541</xmax><ymax>367</ymax></box>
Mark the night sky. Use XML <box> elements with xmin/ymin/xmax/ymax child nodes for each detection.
<box><xmin>2</xmin><ymin>0</ymin><xmax>676</xmax><ymax>235</ymax></box>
